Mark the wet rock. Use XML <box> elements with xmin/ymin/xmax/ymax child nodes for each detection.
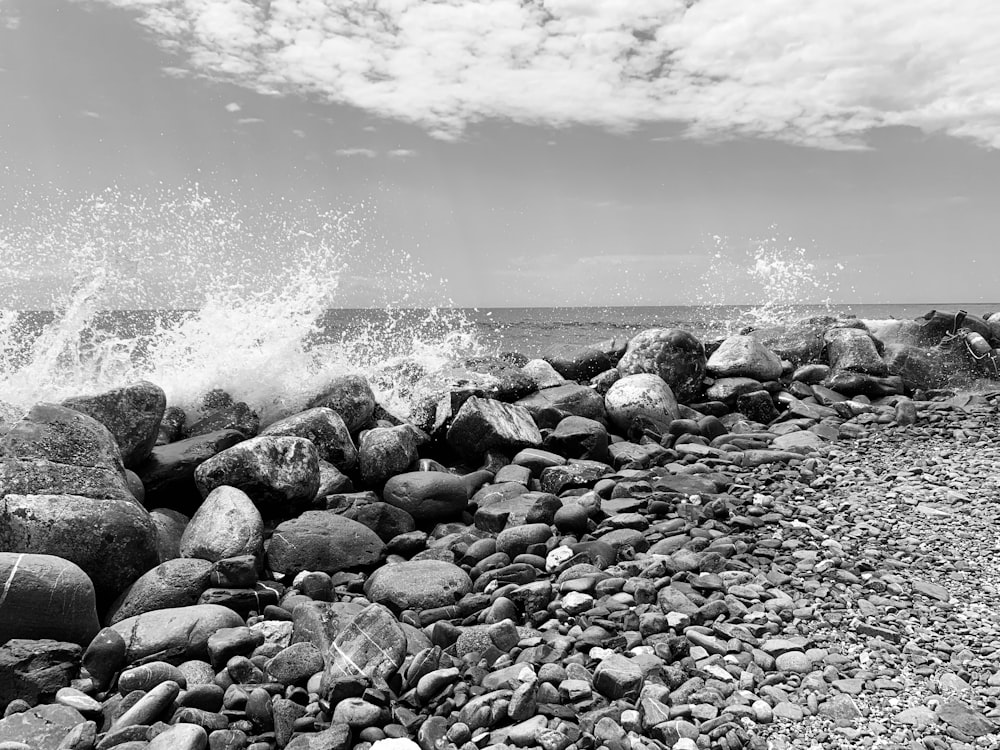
<box><xmin>735</xmin><ymin>390</ymin><xmax>779</xmax><ymax>424</ymax></box>
<box><xmin>604</xmin><ymin>374</ymin><xmax>679</xmax><ymax>434</ymax></box>
<box><xmin>616</xmin><ymin>328</ymin><xmax>706</xmax><ymax>402</ymax></box>
<box><xmin>515</xmin><ymin>384</ymin><xmax>607</xmax><ymax>423</ymax></box>
<box><xmin>0</xmin><ymin>494</ymin><xmax>158</xmax><ymax>605</ymax></box>
<box><xmin>0</xmin><ymin>403</ymin><xmax>135</xmax><ymax>504</ymax></box>
<box><xmin>260</xmin><ymin>407</ymin><xmax>358</xmax><ymax>473</ymax></box>
<box><xmin>825</xmin><ymin>326</ymin><xmax>888</xmax><ymax>375</ymax></box>
<box><xmin>544</xmin><ymin>416</ymin><xmax>611</xmax><ymax>464</ymax></box>
<box><xmin>137</xmin><ymin>429</ymin><xmax>246</xmax><ymax>511</ymax></box>
<box><xmin>107</xmin><ymin>558</ymin><xmax>213</xmax><ymax>624</ymax></box>
<box><xmin>111</xmin><ymin>604</ymin><xmax>245</xmax><ymax>664</ymax></box>
<box><xmin>542</xmin><ymin>344</ymin><xmax>613</xmax><ymax>381</ymax></box>
<box><xmin>307</xmin><ymin>374</ymin><xmax>377</xmax><ymax>432</ymax></box>
<box><xmin>179</xmin><ymin>486</ymin><xmax>264</xmax><ymax>562</ymax></box>
<box><xmin>364</xmin><ymin>560</ymin><xmax>472</xmax><ymax>611</ymax></box>
<box><xmin>706</xmin><ymin>335</ymin><xmax>783</xmax><ymax>381</ymax></box>
<box><xmin>61</xmin><ymin>381</ymin><xmax>167</xmax><ymax>469</ymax></box>
<box><xmin>149</xmin><ymin>508</ymin><xmax>188</xmax><ymax>563</ymax></box>
<box><xmin>194</xmin><ymin>436</ymin><xmax>320</xmax><ymax>516</ymax></box>
<box><xmin>446</xmin><ymin>397</ymin><xmax>542</xmax><ymax>460</ymax></box>
<box><xmin>186</xmin><ymin>399</ymin><xmax>259</xmax><ymax>439</ymax></box>
<box><xmin>329</xmin><ymin>497</ymin><xmax>416</xmax><ymax>541</ymax></box>
<box><xmin>0</xmin><ymin>553</ymin><xmax>99</xmax><ymax>646</ymax></box>
<box><xmin>381</xmin><ymin>472</ymin><xmax>468</xmax><ymax>523</ymax></box>
<box><xmin>358</xmin><ymin>425</ymin><xmax>422</xmax><ymax>486</ymax></box>
<box><xmin>521</xmin><ymin>359</ymin><xmax>566</xmax><ymax>389</ymax></box>
<box><xmin>266</xmin><ymin>511</ymin><xmax>384</xmax><ymax>576</ymax></box>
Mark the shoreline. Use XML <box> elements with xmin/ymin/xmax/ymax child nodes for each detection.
<box><xmin>1</xmin><ymin>314</ymin><xmax>999</xmax><ymax>749</ymax></box>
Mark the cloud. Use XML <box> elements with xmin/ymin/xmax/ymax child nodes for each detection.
<box><xmin>335</xmin><ymin>148</ymin><xmax>377</xmax><ymax>158</ymax></box>
<box><xmin>387</xmin><ymin>149</ymin><xmax>417</xmax><ymax>158</ymax></box>
<box><xmin>81</xmin><ymin>110</ymin><xmax>102</xmax><ymax>119</ymax></box>
<box><xmin>82</xmin><ymin>0</ymin><xmax>1000</xmax><ymax>149</ymax></box>
<box><xmin>237</xmin><ymin>117</ymin><xmax>264</xmax><ymax>124</ymax></box>
<box><xmin>225</xmin><ymin>102</ymin><xmax>241</xmax><ymax>112</ymax></box>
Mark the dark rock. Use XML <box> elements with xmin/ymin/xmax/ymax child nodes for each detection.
<box><xmin>328</xmin><ymin>498</ymin><xmax>416</xmax><ymax>542</ymax></box>
<box><xmin>156</xmin><ymin>406</ymin><xmax>185</xmax><ymax>445</ymax></box>
<box><xmin>266</xmin><ymin>511</ymin><xmax>384</xmax><ymax>577</ymax></box>
<box><xmin>541</xmin><ymin>344</ymin><xmax>613</xmax><ymax>381</ymax></box>
<box><xmin>825</xmin><ymin>326</ymin><xmax>889</xmax><ymax>375</ymax></box>
<box><xmin>149</xmin><ymin>508</ymin><xmax>188</xmax><ymax>563</ymax></box>
<box><xmin>364</xmin><ymin>560</ymin><xmax>472</xmax><ymax>611</ymax></box>
<box><xmin>110</xmin><ymin>604</ymin><xmax>245</xmax><ymax>664</ymax></box>
<box><xmin>265</xmin><ymin>642</ymin><xmax>324</xmax><ymax>686</ymax></box>
<box><xmin>544</xmin><ymin>416</ymin><xmax>611</xmax><ymax>464</ymax></box>
<box><xmin>446</xmin><ymin>397</ymin><xmax>542</xmax><ymax>460</ymax></box>
<box><xmin>107</xmin><ymin>558</ymin><xmax>213</xmax><ymax>624</ymax></box>
<box><xmin>381</xmin><ymin>472</ymin><xmax>468</xmax><ymax>523</ymax></box>
<box><xmin>186</xmin><ymin>401</ymin><xmax>259</xmax><ymax>439</ymax></box>
<box><xmin>358</xmin><ymin>425</ymin><xmax>422</xmax><ymax>486</ymax></box>
<box><xmin>735</xmin><ymin>391</ymin><xmax>779</xmax><ymax>424</ymax></box>
<box><xmin>0</xmin><ymin>639</ymin><xmax>80</xmax><ymax>710</ymax></box>
<box><xmin>616</xmin><ymin>328</ymin><xmax>706</xmax><ymax>402</ymax></box>
<box><xmin>515</xmin><ymin>384</ymin><xmax>607</xmax><ymax>423</ymax></box>
<box><xmin>137</xmin><ymin>429</ymin><xmax>246</xmax><ymax>512</ymax></box>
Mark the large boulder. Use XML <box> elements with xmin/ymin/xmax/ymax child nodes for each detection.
<box><xmin>0</xmin><ymin>638</ymin><xmax>81</xmax><ymax>710</ymax></box>
<box><xmin>446</xmin><ymin>397</ymin><xmax>542</xmax><ymax>460</ymax></box>
<box><xmin>616</xmin><ymin>328</ymin><xmax>706</xmax><ymax>402</ymax></box>
<box><xmin>883</xmin><ymin>343</ymin><xmax>937</xmax><ymax>391</ymax></box>
<box><xmin>824</xmin><ymin>327</ymin><xmax>889</xmax><ymax>375</ymax></box>
<box><xmin>0</xmin><ymin>494</ymin><xmax>158</xmax><ymax>605</ymax></box>
<box><xmin>106</xmin><ymin>558</ymin><xmax>213</xmax><ymax>624</ymax></box>
<box><xmin>706</xmin><ymin>335</ymin><xmax>783</xmax><ymax>381</ymax></box>
<box><xmin>330</xmin><ymin>498</ymin><xmax>416</xmax><ymax>541</ymax></box>
<box><xmin>0</xmin><ymin>553</ymin><xmax>99</xmax><ymax>645</ymax></box>
<box><xmin>382</xmin><ymin>472</ymin><xmax>469</xmax><ymax>522</ymax></box>
<box><xmin>267</xmin><ymin>511</ymin><xmax>385</xmax><ymax>576</ymax></box>
<box><xmin>194</xmin><ymin>436</ymin><xmax>320</xmax><ymax>517</ymax></box>
<box><xmin>179</xmin><ymin>486</ymin><xmax>264</xmax><ymax>562</ymax></box>
<box><xmin>358</xmin><ymin>425</ymin><xmax>422</xmax><ymax>486</ymax></box>
<box><xmin>0</xmin><ymin>403</ymin><xmax>134</xmax><ymax>504</ymax></box>
<box><xmin>136</xmin><ymin>429</ymin><xmax>246</xmax><ymax>512</ymax></box>
<box><xmin>149</xmin><ymin>508</ymin><xmax>189</xmax><ymax>562</ymax></box>
<box><xmin>307</xmin><ymin>374</ymin><xmax>377</xmax><ymax>432</ymax></box>
<box><xmin>364</xmin><ymin>560</ymin><xmax>472</xmax><ymax>612</ymax></box>
<box><xmin>260</xmin><ymin>408</ymin><xmax>358</xmax><ymax>473</ymax></box>
<box><xmin>111</xmin><ymin>604</ymin><xmax>245</xmax><ymax>664</ymax></box>
<box><xmin>61</xmin><ymin>381</ymin><xmax>166</xmax><ymax>468</ymax></box>
<box><xmin>750</xmin><ymin>317</ymin><xmax>836</xmax><ymax>366</ymax></box>
<box><xmin>604</xmin><ymin>374</ymin><xmax>679</xmax><ymax>434</ymax></box>
<box><xmin>544</xmin><ymin>416</ymin><xmax>611</xmax><ymax>464</ymax></box>
<box><xmin>0</xmin><ymin>704</ymin><xmax>86</xmax><ymax>749</ymax></box>
<box><xmin>515</xmin><ymin>384</ymin><xmax>607</xmax><ymax>423</ymax></box>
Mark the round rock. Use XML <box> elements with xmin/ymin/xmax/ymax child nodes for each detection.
<box><xmin>0</xmin><ymin>553</ymin><xmax>99</xmax><ymax>646</ymax></box>
<box><xmin>266</xmin><ymin>511</ymin><xmax>385</xmax><ymax>577</ymax></box>
<box><xmin>604</xmin><ymin>374</ymin><xmax>679</xmax><ymax>434</ymax></box>
<box><xmin>382</xmin><ymin>472</ymin><xmax>469</xmax><ymax>522</ymax></box>
<box><xmin>364</xmin><ymin>560</ymin><xmax>472</xmax><ymax>611</ymax></box>
<box><xmin>179</xmin><ymin>485</ymin><xmax>264</xmax><ymax>562</ymax></box>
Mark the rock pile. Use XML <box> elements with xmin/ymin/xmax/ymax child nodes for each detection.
<box><xmin>1</xmin><ymin>312</ymin><xmax>999</xmax><ymax>750</ymax></box>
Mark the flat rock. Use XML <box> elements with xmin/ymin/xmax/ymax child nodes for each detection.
<box><xmin>111</xmin><ymin>604</ymin><xmax>245</xmax><ymax>664</ymax></box>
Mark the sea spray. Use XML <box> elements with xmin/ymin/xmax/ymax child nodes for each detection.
<box><xmin>0</xmin><ymin>185</ymin><xmax>483</xmax><ymax>422</ymax></box>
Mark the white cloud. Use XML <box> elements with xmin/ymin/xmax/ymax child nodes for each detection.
<box><xmin>225</xmin><ymin>101</ymin><xmax>242</xmax><ymax>112</ymax></box>
<box><xmin>82</xmin><ymin>0</ymin><xmax>1000</xmax><ymax>148</ymax></box>
<box><xmin>237</xmin><ymin>117</ymin><xmax>264</xmax><ymax>124</ymax></box>
<box><xmin>387</xmin><ymin>149</ymin><xmax>417</xmax><ymax>158</ymax></box>
<box><xmin>81</xmin><ymin>110</ymin><xmax>102</xmax><ymax>119</ymax></box>
<box><xmin>335</xmin><ymin>148</ymin><xmax>377</xmax><ymax>158</ymax></box>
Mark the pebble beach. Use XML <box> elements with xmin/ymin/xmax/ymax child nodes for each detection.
<box><xmin>2</xmin><ymin>311</ymin><xmax>1000</xmax><ymax>750</ymax></box>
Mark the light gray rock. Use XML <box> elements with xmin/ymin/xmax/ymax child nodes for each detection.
<box><xmin>604</xmin><ymin>374</ymin><xmax>679</xmax><ymax>434</ymax></box>
<box><xmin>358</xmin><ymin>425</ymin><xmax>422</xmax><ymax>485</ymax></box>
<box><xmin>320</xmin><ymin>604</ymin><xmax>406</xmax><ymax>691</ymax></box>
<box><xmin>381</xmin><ymin>472</ymin><xmax>469</xmax><ymax>522</ymax></box>
<box><xmin>446</xmin><ymin>397</ymin><xmax>542</xmax><ymax>460</ymax></box>
<box><xmin>261</xmin><ymin>407</ymin><xmax>358</xmax><ymax>472</ymax></box>
<box><xmin>616</xmin><ymin>328</ymin><xmax>706</xmax><ymax>402</ymax></box>
<box><xmin>307</xmin><ymin>374</ymin><xmax>377</xmax><ymax>432</ymax></box>
<box><xmin>179</xmin><ymin>485</ymin><xmax>263</xmax><ymax>562</ymax></box>
<box><xmin>364</xmin><ymin>560</ymin><xmax>472</xmax><ymax>611</ymax></box>
<box><xmin>107</xmin><ymin>558</ymin><xmax>213</xmax><ymax>624</ymax></box>
<box><xmin>706</xmin><ymin>335</ymin><xmax>783</xmax><ymax>381</ymax></box>
<box><xmin>111</xmin><ymin>604</ymin><xmax>245</xmax><ymax>664</ymax></box>
<box><xmin>825</xmin><ymin>327</ymin><xmax>889</xmax><ymax>375</ymax></box>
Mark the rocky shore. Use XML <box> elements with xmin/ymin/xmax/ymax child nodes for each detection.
<box><xmin>1</xmin><ymin>313</ymin><xmax>1000</xmax><ymax>750</ymax></box>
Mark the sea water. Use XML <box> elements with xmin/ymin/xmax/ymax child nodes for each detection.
<box><xmin>1</xmin><ymin>187</ymin><xmax>996</xmax><ymax>423</ymax></box>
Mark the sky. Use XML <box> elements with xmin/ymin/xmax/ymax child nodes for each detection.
<box><xmin>1</xmin><ymin>0</ymin><xmax>1000</xmax><ymax>308</ymax></box>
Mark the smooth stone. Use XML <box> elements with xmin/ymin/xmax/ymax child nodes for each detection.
<box><xmin>320</xmin><ymin>604</ymin><xmax>406</xmax><ymax>691</ymax></box>
<box><xmin>179</xmin><ymin>486</ymin><xmax>264</xmax><ymax>563</ymax></box>
<box><xmin>260</xmin><ymin>407</ymin><xmax>358</xmax><ymax>473</ymax></box>
<box><xmin>364</xmin><ymin>560</ymin><xmax>472</xmax><ymax>612</ymax></box>
<box><xmin>107</xmin><ymin>558</ymin><xmax>213</xmax><ymax>624</ymax></box>
<box><xmin>604</xmin><ymin>374</ymin><xmax>679</xmax><ymax>434</ymax></box>
<box><xmin>266</xmin><ymin>511</ymin><xmax>384</xmax><ymax>576</ymax></box>
<box><xmin>381</xmin><ymin>472</ymin><xmax>469</xmax><ymax>522</ymax></box>
<box><xmin>111</xmin><ymin>605</ymin><xmax>245</xmax><ymax>664</ymax></box>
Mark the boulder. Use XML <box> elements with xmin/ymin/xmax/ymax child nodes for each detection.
<box><xmin>474</xmin><ymin>490</ymin><xmax>561</xmax><ymax>532</ymax></box>
<box><xmin>705</xmin><ymin>377</ymin><xmax>763</xmax><ymax>403</ymax></box>
<box><xmin>382</xmin><ymin>472</ymin><xmax>469</xmax><ymax>522</ymax></box>
<box><xmin>616</xmin><ymin>328</ymin><xmax>706</xmax><ymax>402</ymax></box>
<box><xmin>111</xmin><ymin>604</ymin><xmax>245</xmax><ymax>664</ymax></box>
<box><xmin>0</xmin><ymin>494</ymin><xmax>158</xmax><ymax>605</ymax></box>
<box><xmin>750</xmin><ymin>317</ymin><xmax>835</xmax><ymax>366</ymax></box>
<box><xmin>194</xmin><ymin>436</ymin><xmax>320</xmax><ymax>516</ymax></box>
<box><xmin>515</xmin><ymin>384</ymin><xmax>606</xmax><ymax>423</ymax></box>
<box><xmin>179</xmin><ymin>486</ymin><xmax>264</xmax><ymax>562</ymax></box>
<box><xmin>364</xmin><ymin>560</ymin><xmax>472</xmax><ymax>611</ymax></box>
<box><xmin>358</xmin><ymin>425</ymin><xmax>422</xmax><ymax>486</ymax></box>
<box><xmin>267</xmin><ymin>511</ymin><xmax>385</xmax><ymax>576</ymax></box>
<box><xmin>446</xmin><ymin>397</ymin><xmax>542</xmax><ymax>460</ymax></box>
<box><xmin>137</xmin><ymin>429</ymin><xmax>246</xmax><ymax>512</ymax></box>
<box><xmin>824</xmin><ymin>327</ymin><xmax>889</xmax><ymax>375</ymax></box>
<box><xmin>320</xmin><ymin>604</ymin><xmax>406</xmax><ymax>691</ymax></box>
<box><xmin>0</xmin><ymin>638</ymin><xmax>81</xmax><ymax>710</ymax></box>
<box><xmin>706</xmin><ymin>335</ymin><xmax>783</xmax><ymax>381</ymax></box>
<box><xmin>186</xmin><ymin>400</ymin><xmax>259</xmax><ymax>439</ymax></box>
<box><xmin>883</xmin><ymin>343</ymin><xmax>937</xmax><ymax>391</ymax></box>
<box><xmin>0</xmin><ymin>553</ymin><xmax>99</xmax><ymax>646</ymax></box>
<box><xmin>0</xmin><ymin>403</ymin><xmax>134</xmax><ymax>504</ymax></box>
<box><xmin>0</xmin><ymin>704</ymin><xmax>85</xmax><ymax>749</ymax></box>
<box><xmin>307</xmin><ymin>374</ymin><xmax>377</xmax><ymax>432</ymax></box>
<box><xmin>327</xmin><ymin>497</ymin><xmax>416</xmax><ymax>541</ymax></box>
<box><xmin>260</xmin><ymin>408</ymin><xmax>358</xmax><ymax>473</ymax></box>
<box><xmin>541</xmin><ymin>344</ymin><xmax>613</xmax><ymax>381</ymax></box>
<box><xmin>106</xmin><ymin>558</ymin><xmax>213</xmax><ymax>624</ymax></box>
<box><xmin>60</xmin><ymin>381</ymin><xmax>166</xmax><ymax>469</ymax></box>
<box><xmin>604</xmin><ymin>374</ymin><xmax>679</xmax><ymax>434</ymax></box>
